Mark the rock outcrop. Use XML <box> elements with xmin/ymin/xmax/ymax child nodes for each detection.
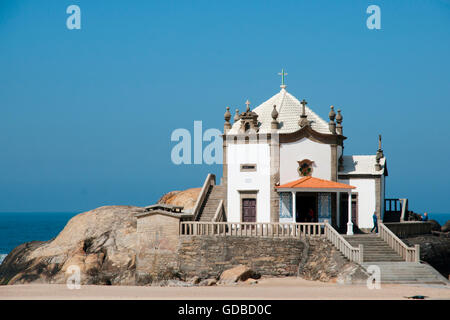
<box><xmin>0</xmin><ymin>206</ymin><xmax>143</xmax><ymax>285</ymax></box>
<box><xmin>0</xmin><ymin>187</ymin><xmax>202</xmax><ymax>286</ymax></box>
<box><xmin>442</xmin><ymin>221</ymin><xmax>450</xmax><ymax>233</ymax></box>
<box><xmin>157</xmin><ymin>188</ymin><xmax>201</xmax><ymax>211</ymax></box>
<box><xmin>428</xmin><ymin>220</ymin><xmax>441</xmax><ymax>232</ymax></box>
<box><xmin>403</xmin><ymin>234</ymin><xmax>450</xmax><ymax>279</ymax></box>
<box><xmin>299</xmin><ymin>238</ymin><xmax>368</xmax><ymax>284</ymax></box>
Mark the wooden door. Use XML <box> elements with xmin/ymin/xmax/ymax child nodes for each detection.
<box><xmin>242</xmin><ymin>199</ymin><xmax>256</xmax><ymax>222</ymax></box>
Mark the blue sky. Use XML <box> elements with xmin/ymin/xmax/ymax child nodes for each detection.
<box><xmin>0</xmin><ymin>0</ymin><xmax>449</xmax><ymax>213</ymax></box>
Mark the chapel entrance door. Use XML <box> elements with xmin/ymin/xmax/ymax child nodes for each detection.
<box><xmin>295</xmin><ymin>193</ymin><xmax>318</xmax><ymax>222</ymax></box>
<box><xmin>242</xmin><ymin>199</ymin><xmax>256</xmax><ymax>222</ymax></box>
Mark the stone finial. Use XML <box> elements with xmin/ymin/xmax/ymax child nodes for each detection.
<box><xmin>271</xmin><ymin>105</ymin><xmax>278</xmax><ymax>120</ymax></box>
<box><xmin>224</xmin><ymin>107</ymin><xmax>232</xmax><ymax>132</ymax></box>
<box><xmin>336</xmin><ymin>109</ymin><xmax>343</xmax><ymax>135</ymax></box>
<box><xmin>299</xmin><ymin>99</ymin><xmax>309</xmax><ymax>128</ymax></box>
<box><xmin>375</xmin><ymin>134</ymin><xmax>384</xmax><ymax>170</ymax></box>
<box><xmin>224</xmin><ymin>106</ymin><xmax>231</xmax><ymax>122</ymax></box>
<box><xmin>234</xmin><ymin>109</ymin><xmax>240</xmax><ymax>122</ymax></box>
<box><xmin>329</xmin><ymin>105</ymin><xmax>336</xmax><ymax>121</ymax></box>
<box><xmin>271</xmin><ymin>105</ymin><xmax>279</xmax><ymax>130</ymax></box>
<box><xmin>328</xmin><ymin>105</ymin><xmax>336</xmax><ymax>134</ymax></box>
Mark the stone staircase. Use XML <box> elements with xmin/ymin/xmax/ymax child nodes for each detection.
<box><xmin>361</xmin><ymin>262</ymin><xmax>448</xmax><ymax>284</ymax></box>
<box><xmin>344</xmin><ymin>234</ymin><xmax>448</xmax><ymax>285</ymax></box>
<box><xmin>344</xmin><ymin>234</ymin><xmax>404</xmax><ymax>262</ymax></box>
<box><xmin>196</xmin><ymin>185</ymin><xmax>226</xmax><ymax>222</ymax></box>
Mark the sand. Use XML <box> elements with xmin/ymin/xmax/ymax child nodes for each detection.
<box><xmin>1</xmin><ymin>277</ymin><xmax>449</xmax><ymax>300</ymax></box>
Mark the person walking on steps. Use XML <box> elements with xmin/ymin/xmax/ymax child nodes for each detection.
<box><xmin>371</xmin><ymin>211</ymin><xmax>378</xmax><ymax>233</ymax></box>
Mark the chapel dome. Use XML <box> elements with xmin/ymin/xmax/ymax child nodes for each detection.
<box><xmin>228</xmin><ymin>87</ymin><xmax>329</xmax><ymax>134</ymax></box>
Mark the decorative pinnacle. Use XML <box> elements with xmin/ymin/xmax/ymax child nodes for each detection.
<box><xmin>336</xmin><ymin>109</ymin><xmax>343</xmax><ymax>135</ymax></box>
<box><xmin>336</xmin><ymin>109</ymin><xmax>343</xmax><ymax>123</ymax></box>
<box><xmin>328</xmin><ymin>105</ymin><xmax>336</xmax><ymax>134</ymax></box>
<box><xmin>278</xmin><ymin>68</ymin><xmax>288</xmax><ymax>88</ymax></box>
<box><xmin>234</xmin><ymin>108</ymin><xmax>240</xmax><ymax>122</ymax></box>
<box><xmin>271</xmin><ymin>105</ymin><xmax>278</xmax><ymax>120</ymax></box>
<box><xmin>376</xmin><ymin>134</ymin><xmax>384</xmax><ymax>160</ymax></box>
<box><xmin>224</xmin><ymin>106</ymin><xmax>231</xmax><ymax>122</ymax></box>
<box><xmin>245</xmin><ymin>100</ymin><xmax>251</xmax><ymax>112</ymax></box>
<box><xmin>329</xmin><ymin>105</ymin><xmax>336</xmax><ymax>121</ymax></box>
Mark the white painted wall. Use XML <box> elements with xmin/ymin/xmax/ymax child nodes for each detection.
<box><xmin>280</xmin><ymin>138</ymin><xmax>332</xmax><ymax>184</ymax></box>
<box><xmin>339</xmin><ymin>177</ymin><xmax>376</xmax><ymax>229</ymax></box>
<box><xmin>227</xmin><ymin>142</ymin><xmax>271</xmax><ymax>222</ymax></box>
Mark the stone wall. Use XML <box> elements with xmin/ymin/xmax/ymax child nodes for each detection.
<box><xmin>135</xmin><ymin>212</ymin><xmax>367</xmax><ymax>284</ymax></box>
<box><xmin>177</xmin><ymin>236</ymin><xmax>306</xmax><ymax>279</ymax></box>
<box><xmin>136</xmin><ymin>213</ymin><xmax>181</xmax><ymax>282</ymax></box>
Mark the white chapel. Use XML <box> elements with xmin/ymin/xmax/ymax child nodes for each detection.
<box><xmin>220</xmin><ymin>72</ymin><xmax>387</xmax><ymax>234</ymax></box>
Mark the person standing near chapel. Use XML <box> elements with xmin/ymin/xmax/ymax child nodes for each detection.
<box><xmin>371</xmin><ymin>212</ymin><xmax>378</xmax><ymax>233</ymax></box>
<box><xmin>422</xmin><ymin>212</ymin><xmax>428</xmax><ymax>221</ymax></box>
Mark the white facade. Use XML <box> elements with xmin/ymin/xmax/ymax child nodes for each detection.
<box><xmin>222</xmin><ymin>85</ymin><xmax>387</xmax><ymax>231</ymax></box>
<box><xmin>280</xmin><ymin>138</ymin><xmax>332</xmax><ymax>184</ymax></box>
<box><xmin>339</xmin><ymin>177</ymin><xmax>376</xmax><ymax>229</ymax></box>
<box><xmin>227</xmin><ymin>142</ymin><xmax>272</xmax><ymax>223</ymax></box>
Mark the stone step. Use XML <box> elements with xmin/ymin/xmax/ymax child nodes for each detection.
<box><xmin>364</xmin><ymin>257</ymin><xmax>404</xmax><ymax>260</ymax></box>
<box><xmin>360</xmin><ymin>262</ymin><xmax>449</xmax><ymax>284</ymax></box>
<box><xmin>364</xmin><ymin>259</ymin><xmax>405</xmax><ymax>262</ymax></box>
<box><xmin>197</xmin><ymin>185</ymin><xmax>225</xmax><ymax>221</ymax></box>
<box><xmin>376</xmin><ymin>280</ymin><xmax>443</xmax><ymax>284</ymax></box>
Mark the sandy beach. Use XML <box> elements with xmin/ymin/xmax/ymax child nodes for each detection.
<box><xmin>1</xmin><ymin>277</ymin><xmax>449</xmax><ymax>300</ymax></box>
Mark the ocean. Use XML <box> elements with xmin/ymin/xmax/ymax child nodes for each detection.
<box><xmin>0</xmin><ymin>211</ymin><xmax>449</xmax><ymax>265</ymax></box>
<box><xmin>0</xmin><ymin>212</ymin><xmax>79</xmax><ymax>264</ymax></box>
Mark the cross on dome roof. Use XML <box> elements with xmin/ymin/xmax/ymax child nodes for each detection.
<box><xmin>227</xmin><ymin>73</ymin><xmax>332</xmax><ymax>135</ymax></box>
<box><xmin>278</xmin><ymin>68</ymin><xmax>288</xmax><ymax>88</ymax></box>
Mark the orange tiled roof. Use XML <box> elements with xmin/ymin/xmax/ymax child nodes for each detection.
<box><xmin>276</xmin><ymin>176</ymin><xmax>356</xmax><ymax>189</ymax></box>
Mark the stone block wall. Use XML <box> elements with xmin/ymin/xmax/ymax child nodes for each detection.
<box><xmin>177</xmin><ymin>236</ymin><xmax>306</xmax><ymax>279</ymax></box>
<box><xmin>135</xmin><ymin>213</ymin><xmax>366</xmax><ymax>284</ymax></box>
<box><xmin>136</xmin><ymin>213</ymin><xmax>180</xmax><ymax>281</ymax></box>
<box><xmin>136</xmin><ymin>212</ymin><xmax>307</xmax><ymax>282</ymax></box>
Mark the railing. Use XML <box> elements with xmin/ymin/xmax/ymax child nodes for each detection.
<box><xmin>384</xmin><ymin>221</ymin><xmax>432</xmax><ymax>238</ymax></box>
<box><xmin>180</xmin><ymin>222</ymin><xmax>325</xmax><ymax>237</ymax></box>
<box><xmin>192</xmin><ymin>173</ymin><xmax>216</xmax><ymax>221</ymax></box>
<box><xmin>384</xmin><ymin>198</ymin><xmax>408</xmax><ymax>222</ymax></box>
<box><xmin>379</xmin><ymin>222</ymin><xmax>420</xmax><ymax>262</ymax></box>
<box><xmin>324</xmin><ymin>222</ymin><xmax>362</xmax><ymax>263</ymax></box>
<box><xmin>212</xmin><ymin>200</ymin><xmax>225</xmax><ymax>222</ymax></box>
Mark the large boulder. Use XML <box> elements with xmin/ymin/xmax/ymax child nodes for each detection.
<box><xmin>218</xmin><ymin>265</ymin><xmax>257</xmax><ymax>284</ymax></box>
<box><xmin>157</xmin><ymin>188</ymin><xmax>201</xmax><ymax>211</ymax></box>
<box><xmin>0</xmin><ymin>205</ymin><xmax>143</xmax><ymax>285</ymax></box>
<box><xmin>429</xmin><ymin>220</ymin><xmax>441</xmax><ymax>232</ymax></box>
<box><xmin>442</xmin><ymin>220</ymin><xmax>450</xmax><ymax>233</ymax></box>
